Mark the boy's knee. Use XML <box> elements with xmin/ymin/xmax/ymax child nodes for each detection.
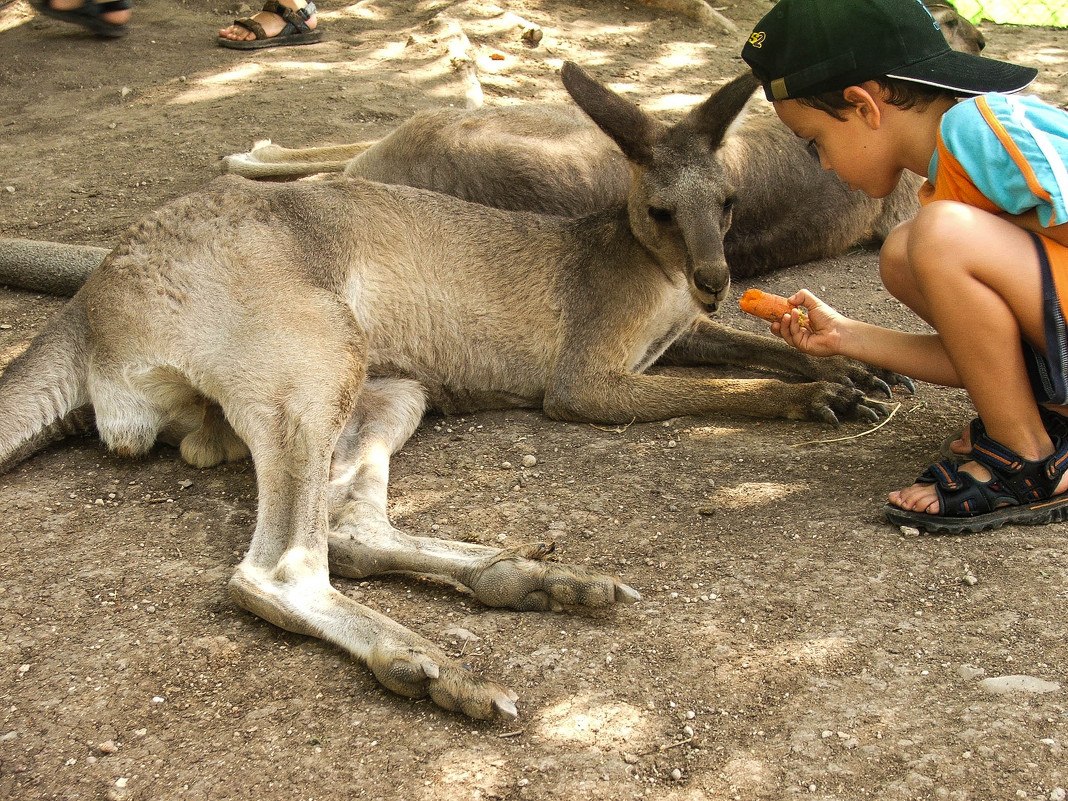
<box><xmin>879</xmin><ymin>220</ymin><xmax>913</xmax><ymax>294</ymax></box>
<box><xmin>910</xmin><ymin>201</ymin><xmax>981</xmax><ymax>246</ymax></box>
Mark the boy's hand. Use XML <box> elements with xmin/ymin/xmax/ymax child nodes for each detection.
<box><xmin>771</xmin><ymin>289</ymin><xmax>844</xmax><ymax>357</ymax></box>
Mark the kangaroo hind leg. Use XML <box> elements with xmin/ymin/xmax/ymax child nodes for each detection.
<box><xmin>327</xmin><ymin>381</ymin><xmax>641</xmax><ymax>605</ymax></box>
<box><xmin>214</xmin><ymin>296</ymin><xmax>514</xmax><ymax>719</ymax></box>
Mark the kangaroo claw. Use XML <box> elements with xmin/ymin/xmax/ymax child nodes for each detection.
<box><xmin>369</xmin><ymin>639</ymin><xmax>518</xmax><ymax>720</ymax></box>
<box><xmin>461</xmin><ymin>546</ymin><xmax>640</xmax><ymax>611</ymax></box>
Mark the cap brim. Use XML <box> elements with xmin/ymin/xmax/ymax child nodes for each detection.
<box><xmin>887</xmin><ymin>49</ymin><xmax>1037</xmax><ymax>95</ymax></box>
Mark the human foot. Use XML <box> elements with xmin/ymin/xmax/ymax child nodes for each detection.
<box><xmin>885</xmin><ymin>432</ymin><xmax>1068</xmax><ymax>534</ymax></box>
<box><xmin>30</xmin><ymin>0</ymin><xmax>131</xmax><ymax>37</ymax></box>
<box><xmin>217</xmin><ymin>0</ymin><xmax>321</xmax><ymax>49</ymax></box>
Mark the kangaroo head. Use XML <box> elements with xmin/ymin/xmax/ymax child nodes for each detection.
<box><xmin>561</xmin><ymin>63</ymin><xmax>759</xmax><ymax>312</ymax></box>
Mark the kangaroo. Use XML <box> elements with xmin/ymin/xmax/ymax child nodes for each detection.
<box><xmin>0</xmin><ymin>63</ymin><xmax>905</xmax><ymax>721</ymax></box>
<box><xmin>219</xmin><ymin>1</ymin><xmax>983</xmax><ymax>278</ymax></box>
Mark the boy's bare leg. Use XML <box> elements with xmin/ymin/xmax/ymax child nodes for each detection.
<box><xmin>218</xmin><ymin>0</ymin><xmax>316</xmax><ymax>42</ymax></box>
<box><xmin>882</xmin><ymin>201</ymin><xmax>1068</xmax><ymax>514</ymax></box>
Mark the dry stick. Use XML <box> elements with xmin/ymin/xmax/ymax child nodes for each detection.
<box><xmin>791</xmin><ymin>401</ymin><xmax>902</xmax><ymax>448</ymax></box>
<box><xmin>589</xmin><ymin>417</ymin><xmax>637</xmax><ymax>434</ymax></box>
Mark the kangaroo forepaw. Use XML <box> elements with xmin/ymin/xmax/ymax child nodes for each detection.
<box><xmin>462</xmin><ymin>545</ymin><xmax>641</xmax><ymax>612</ymax></box>
<box><xmin>369</xmin><ymin>640</ymin><xmax>518</xmax><ymax>720</ymax></box>
<box><xmin>810</xmin><ymin>356</ymin><xmax>915</xmax><ymax>399</ymax></box>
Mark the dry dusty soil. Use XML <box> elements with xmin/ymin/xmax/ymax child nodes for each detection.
<box><xmin>1</xmin><ymin>0</ymin><xmax>1067</xmax><ymax>799</ymax></box>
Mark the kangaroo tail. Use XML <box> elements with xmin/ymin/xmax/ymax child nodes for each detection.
<box><xmin>0</xmin><ymin>239</ymin><xmax>107</xmax><ymax>296</ymax></box>
<box><xmin>0</xmin><ymin>298</ymin><xmax>94</xmax><ymax>474</ymax></box>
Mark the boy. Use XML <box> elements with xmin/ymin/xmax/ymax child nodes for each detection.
<box><xmin>741</xmin><ymin>0</ymin><xmax>1068</xmax><ymax>534</ymax></box>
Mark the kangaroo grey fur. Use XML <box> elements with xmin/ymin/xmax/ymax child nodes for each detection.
<box><xmin>222</xmin><ymin>102</ymin><xmax>919</xmax><ymax>279</ymax></box>
<box><xmin>0</xmin><ymin>63</ymin><xmax>909</xmax><ymax>721</ymax></box>
<box><xmin>219</xmin><ymin>2</ymin><xmax>983</xmax><ymax>279</ymax></box>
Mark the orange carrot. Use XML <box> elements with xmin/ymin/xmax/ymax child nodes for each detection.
<box><xmin>739</xmin><ymin>289</ymin><xmax>806</xmax><ymax>325</ymax></box>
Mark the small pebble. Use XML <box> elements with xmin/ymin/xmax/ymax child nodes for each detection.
<box><xmin>522</xmin><ymin>454</ymin><xmax>537</xmax><ymax>467</ymax></box>
<box><xmin>1049</xmin><ymin>787</ymin><xmax>1065</xmax><ymax>801</ymax></box>
<box><xmin>671</xmin><ymin>768</ymin><xmax>682</xmax><ymax>781</ymax></box>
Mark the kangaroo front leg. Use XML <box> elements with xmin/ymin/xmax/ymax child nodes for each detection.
<box><xmin>545</xmin><ymin>369</ymin><xmax>878</xmax><ymax>426</ymax></box>
<box><xmin>661</xmin><ymin>317</ymin><xmax>914</xmax><ymax>396</ymax></box>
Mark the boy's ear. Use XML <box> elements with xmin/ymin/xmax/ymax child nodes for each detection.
<box><xmin>842</xmin><ymin>84</ymin><xmax>882</xmax><ymax>129</ymax></box>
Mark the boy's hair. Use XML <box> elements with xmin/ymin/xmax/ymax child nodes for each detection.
<box><xmin>794</xmin><ymin>76</ymin><xmax>959</xmax><ymax>120</ymax></box>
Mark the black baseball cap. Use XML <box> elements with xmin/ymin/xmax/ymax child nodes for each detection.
<box><xmin>741</xmin><ymin>0</ymin><xmax>1037</xmax><ymax>101</ymax></box>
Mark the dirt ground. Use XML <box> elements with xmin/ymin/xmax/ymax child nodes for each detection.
<box><xmin>1</xmin><ymin>1</ymin><xmax>1067</xmax><ymax>799</ymax></box>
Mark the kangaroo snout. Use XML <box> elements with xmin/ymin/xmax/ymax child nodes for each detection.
<box><xmin>692</xmin><ymin>264</ymin><xmax>731</xmax><ymax>312</ymax></box>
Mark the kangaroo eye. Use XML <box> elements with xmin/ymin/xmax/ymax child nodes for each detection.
<box><xmin>648</xmin><ymin>206</ymin><xmax>673</xmax><ymax>223</ymax></box>
<box><xmin>723</xmin><ymin>196</ymin><xmax>736</xmax><ymax>214</ymax></box>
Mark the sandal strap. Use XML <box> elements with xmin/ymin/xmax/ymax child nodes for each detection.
<box><xmin>262</xmin><ymin>0</ymin><xmax>315</xmax><ymax>30</ymax></box>
<box><xmin>232</xmin><ymin>15</ymin><xmax>268</xmax><ymax>38</ymax></box>
<box><xmin>97</xmin><ymin>0</ymin><xmax>132</xmax><ymax>11</ymax></box>
<box><xmin>970</xmin><ymin>431</ymin><xmax>1068</xmax><ymax>502</ymax></box>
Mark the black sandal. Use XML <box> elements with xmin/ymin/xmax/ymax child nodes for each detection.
<box><xmin>29</xmin><ymin>0</ymin><xmax>130</xmax><ymax>38</ymax></box>
<box><xmin>218</xmin><ymin>0</ymin><xmax>322</xmax><ymax>50</ymax></box>
<box><xmin>939</xmin><ymin>407</ymin><xmax>1068</xmax><ymax>461</ymax></box>
<box><xmin>885</xmin><ymin>430</ymin><xmax>1068</xmax><ymax>534</ymax></box>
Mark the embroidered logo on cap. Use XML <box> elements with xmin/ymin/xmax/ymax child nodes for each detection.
<box><xmin>748</xmin><ymin>31</ymin><xmax>765</xmax><ymax>48</ymax></box>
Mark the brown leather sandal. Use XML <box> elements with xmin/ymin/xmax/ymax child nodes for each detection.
<box><xmin>218</xmin><ymin>0</ymin><xmax>322</xmax><ymax>50</ymax></box>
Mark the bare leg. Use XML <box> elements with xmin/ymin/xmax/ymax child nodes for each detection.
<box><xmin>881</xmin><ymin>202</ymin><xmax>1068</xmax><ymax>513</ymax></box>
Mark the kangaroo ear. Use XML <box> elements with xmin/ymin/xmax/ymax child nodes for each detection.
<box><xmin>686</xmin><ymin>71</ymin><xmax>761</xmax><ymax>148</ymax></box>
<box><xmin>561</xmin><ymin>61</ymin><xmax>666</xmax><ymax>166</ymax></box>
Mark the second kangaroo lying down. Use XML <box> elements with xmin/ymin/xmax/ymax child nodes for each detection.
<box><xmin>224</xmin><ymin>92</ymin><xmax>919</xmax><ymax>280</ymax></box>
<box><xmin>0</xmin><ymin>64</ymin><xmax>904</xmax><ymax>720</ymax></box>
<box><xmin>223</xmin><ymin>3</ymin><xmax>983</xmax><ymax>278</ymax></box>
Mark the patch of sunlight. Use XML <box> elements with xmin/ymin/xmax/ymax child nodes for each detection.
<box><xmin>721</xmin><ymin>755</ymin><xmax>776</xmax><ymax>790</ymax></box>
<box><xmin>607</xmin><ymin>81</ymin><xmax>639</xmax><ymax>97</ymax></box>
<box><xmin>781</xmin><ymin>634</ymin><xmax>856</xmax><ymax>667</ymax></box>
<box><xmin>320</xmin><ymin>0</ymin><xmax>387</xmax><ymax>22</ymax></box>
<box><xmin>417</xmin><ymin>747</ymin><xmax>506</xmax><ymax>800</ymax></box>
<box><xmin>168</xmin><ymin>61</ymin><xmax>337</xmax><ymax>105</ymax></box>
<box><xmin>0</xmin><ymin>0</ymin><xmax>32</xmax><ymax>33</ymax></box>
<box><xmin>366</xmin><ymin>38</ymin><xmax>411</xmax><ymax>62</ymax></box>
<box><xmin>168</xmin><ymin>63</ymin><xmax>264</xmax><ymax>105</ymax></box>
<box><xmin>706</xmin><ymin>481</ymin><xmax>806</xmax><ymax>511</ymax></box>
<box><xmin>536</xmin><ymin>694</ymin><xmax>647</xmax><ymax>746</ymax></box>
<box><xmin>1</xmin><ymin>342</ymin><xmax>31</xmax><ymax>365</ymax></box>
<box><xmin>645</xmin><ymin>93</ymin><xmax>712</xmax><ymax>113</ymax></box>
<box><xmin>655</xmin><ymin>42</ymin><xmax>719</xmax><ymax>72</ymax></box>
<box><xmin>1033</xmin><ymin>47</ymin><xmax>1067</xmax><ymax>65</ymax></box>
<box><xmin>687</xmin><ymin>424</ymin><xmax>745</xmax><ymax>439</ymax></box>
